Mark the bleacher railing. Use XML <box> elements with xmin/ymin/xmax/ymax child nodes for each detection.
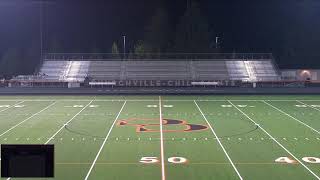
<box><xmin>44</xmin><ymin>53</ymin><xmax>274</xmax><ymax>61</ymax></box>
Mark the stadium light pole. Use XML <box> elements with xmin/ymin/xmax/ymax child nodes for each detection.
<box><xmin>40</xmin><ymin>0</ymin><xmax>43</xmax><ymax>62</ymax></box>
<box><xmin>215</xmin><ymin>37</ymin><xmax>220</xmax><ymax>49</ymax></box>
<box><xmin>123</xmin><ymin>35</ymin><xmax>126</xmax><ymax>59</ymax></box>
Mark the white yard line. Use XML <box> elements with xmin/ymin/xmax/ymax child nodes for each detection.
<box><xmin>0</xmin><ymin>101</ymin><xmax>57</xmax><ymax>137</ymax></box>
<box><xmin>45</xmin><ymin>100</ymin><xmax>94</xmax><ymax>144</ymax></box>
<box><xmin>0</xmin><ymin>101</ymin><xmax>25</xmax><ymax>113</ymax></box>
<box><xmin>84</xmin><ymin>101</ymin><xmax>126</xmax><ymax>180</ymax></box>
<box><xmin>297</xmin><ymin>100</ymin><xmax>320</xmax><ymax>113</ymax></box>
<box><xmin>5</xmin><ymin>100</ymin><xmax>94</xmax><ymax>180</ymax></box>
<box><xmin>263</xmin><ymin>100</ymin><xmax>320</xmax><ymax>135</ymax></box>
<box><xmin>228</xmin><ymin>100</ymin><xmax>320</xmax><ymax>180</ymax></box>
<box><xmin>194</xmin><ymin>100</ymin><xmax>243</xmax><ymax>180</ymax></box>
<box><xmin>159</xmin><ymin>96</ymin><xmax>166</xmax><ymax>180</ymax></box>
<box><xmin>3</xmin><ymin>101</ymin><xmax>57</xmax><ymax>180</ymax></box>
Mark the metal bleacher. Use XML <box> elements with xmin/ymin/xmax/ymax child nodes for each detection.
<box><xmin>193</xmin><ymin>61</ymin><xmax>230</xmax><ymax>80</ymax></box>
<box><xmin>88</xmin><ymin>61</ymin><xmax>121</xmax><ymax>80</ymax></box>
<box><xmin>246</xmin><ymin>61</ymin><xmax>279</xmax><ymax>81</ymax></box>
<box><xmin>64</xmin><ymin>61</ymin><xmax>90</xmax><ymax>81</ymax></box>
<box><xmin>226</xmin><ymin>61</ymin><xmax>249</xmax><ymax>80</ymax></box>
<box><xmin>39</xmin><ymin>53</ymin><xmax>280</xmax><ymax>82</ymax></box>
<box><xmin>125</xmin><ymin>61</ymin><xmax>191</xmax><ymax>80</ymax></box>
<box><xmin>39</xmin><ymin>60</ymin><xmax>89</xmax><ymax>82</ymax></box>
<box><xmin>39</xmin><ymin>61</ymin><xmax>68</xmax><ymax>80</ymax></box>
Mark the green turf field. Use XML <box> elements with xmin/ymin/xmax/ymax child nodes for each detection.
<box><xmin>0</xmin><ymin>95</ymin><xmax>320</xmax><ymax>180</ymax></box>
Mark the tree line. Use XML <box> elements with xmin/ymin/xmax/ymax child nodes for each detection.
<box><xmin>1</xmin><ymin>0</ymin><xmax>320</xmax><ymax>77</ymax></box>
<box><xmin>111</xmin><ymin>1</ymin><xmax>215</xmax><ymax>57</ymax></box>
<box><xmin>0</xmin><ymin>1</ymin><xmax>214</xmax><ymax>77</ymax></box>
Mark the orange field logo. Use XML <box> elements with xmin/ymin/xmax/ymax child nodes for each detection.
<box><xmin>117</xmin><ymin>118</ymin><xmax>208</xmax><ymax>133</ymax></box>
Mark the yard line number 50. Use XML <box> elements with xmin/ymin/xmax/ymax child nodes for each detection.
<box><xmin>140</xmin><ymin>157</ymin><xmax>188</xmax><ymax>164</ymax></box>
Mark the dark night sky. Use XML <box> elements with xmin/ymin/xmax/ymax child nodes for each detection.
<box><xmin>0</xmin><ymin>0</ymin><xmax>320</xmax><ymax>68</ymax></box>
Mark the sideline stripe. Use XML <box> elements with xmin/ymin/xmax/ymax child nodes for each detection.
<box><xmin>194</xmin><ymin>100</ymin><xmax>243</xmax><ymax>180</ymax></box>
<box><xmin>0</xmin><ymin>101</ymin><xmax>25</xmax><ymax>113</ymax></box>
<box><xmin>159</xmin><ymin>96</ymin><xmax>166</xmax><ymax>180</ymax></box>
<box><xmin>0</xmin><ymin>101</ymin><xmax>57</xmax><ymax>138</ymax></box>
<box><xmin>45</xmin><ymin>100</ymin><xmax>94</xmax><ymax>144</ymax></box>
<box><xmin>263</xmin><ymin>100</ymin><xmax>320</xmax><ymax>135</ymax></box>
<box><xmin>228</xmin><ymin>100</ymin><xmax>320</xmax><ymax>180</ymax></box>
<box><xmin>84</xmin><ymin>101</ymin><xmax>127</xmax><ymax>180</ymax></box>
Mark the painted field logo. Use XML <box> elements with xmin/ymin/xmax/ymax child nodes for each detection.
<box><xmin>117</xmin><ymin>118</ymin><xmax>208</xmax><ymax>133</ymax></box>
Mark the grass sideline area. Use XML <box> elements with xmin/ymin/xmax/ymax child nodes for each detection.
<box><xmin>0</xmin><ymin>95</ymin><xmax>320</xmax><ymax>180</ymax></box>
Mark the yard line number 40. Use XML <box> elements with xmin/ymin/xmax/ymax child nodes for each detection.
<box><xmin>276</xmin><ymin>157</ymin><xmax>320</xmax><ymax>164</ymax></box>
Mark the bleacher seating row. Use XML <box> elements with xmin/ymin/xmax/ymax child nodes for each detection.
<box><xmin>38</xmin><ymin>60</ymin><xmax>279</xmax><ymax>82</ymax></box>
<box><xmin>40</xmin><ymin>61</ymin><xmax>89</xmax><ymax>81</ymax></box>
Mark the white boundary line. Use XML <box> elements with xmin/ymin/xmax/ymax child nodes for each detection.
<box><xmin>0</xmin><ymin>101</ymin><xmax>57</xmax><ymax>138</ymax></box>
<box><xmin>159</xmin><ymin>96</ymin><xmax>166</xmax><ymax>180</ymax></box>
<box><xmin>84</xmin><ymin>101</ymin><xmax>127</xmax><ymax>180</ymax></box>
<box><xmin>194</xmin><ymin>100</ymin><xmax>243</xmax><ymax>180</ymax></box>
<box><xmin>45</xmin><ymin>100</ymin><xmax>94</xmax><ymax>144</ymax></box>
<box><xmin>263</xmin><ymin>100</ymin><xmax>320</xmax><ymax>135</ymax></box>
<box><xmin>228</xmin><ymin>100</ymin><xmax>320</xmax><ymax>180</ymax></box>
<box><xmin>297</xmin><ymin>100</ymin><xmax>320</xmax><ymax>113</ymax></box>
<box><xmin>0</xmin><ymin>101</ymin><xmax>25</xmax><ymax>113</ymax></box>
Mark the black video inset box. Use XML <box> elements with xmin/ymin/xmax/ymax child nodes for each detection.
<box><xmin>1</xmin><ymin>144</ymin><xmax>54</xmax><ymax>178</ymax></box>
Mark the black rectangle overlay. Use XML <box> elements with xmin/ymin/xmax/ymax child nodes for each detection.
<box><xmin>1</xmin><ymin>144</ymin><xmax>54</xmax><ymax>178</ymax></box>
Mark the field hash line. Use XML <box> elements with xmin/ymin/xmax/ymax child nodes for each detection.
<box><xmin>159</xmin><ymin>96</ymin><xmax>166</xmax><ymax>180</ymax></box>
<box><xmin>84</xmin><ymin>101</ymin><xmax>127</xmax><ymax>180</ymax></box>
<box><xmin>0</xmin><ymin>101</ymin><xmax>25</xmax><ymax>113</ymax></box>
<box><xmin>297</xmin><ymin>100</ymin><xmax>320</xmax><ymax>113</ymax></box>
<box><xmin>263</xmin><ymin>100</ymin><xmax>320</xmax><ymax>135</ymax></box>
<box><xmin>228</xmin><ymin>100</ymin><xmax>320</xmax><ymax>180</ymax></box>
<box><xmin>194</xmin><ymin>100</ymin><xmax>243</xmax><ymax>180</ymax></box>
<box><xmin>0</xmin><ymin>101</ymin><xmax>57</xmax><ymax>138</ymax></box>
